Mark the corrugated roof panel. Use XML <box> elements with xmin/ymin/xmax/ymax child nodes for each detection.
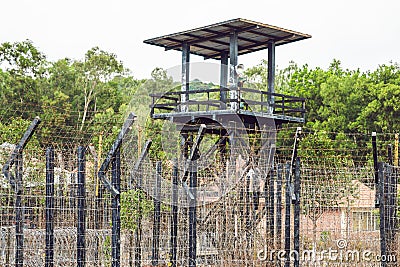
<box><xmin>144</xmin><ymin>18</ymin><xmax>311</xmax><ymax>59</ymax></box>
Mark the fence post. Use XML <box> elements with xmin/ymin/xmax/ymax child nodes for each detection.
<box><xmin>15</xmin><ymin>151</ymin><xmax>23</xmax><ymax>267</ymax></box>
<box><xmin>170</xmin><ymin>160</ymin><xmax>179</xmax><ymax>267</ymax></box>
<box><xmin>245</xmin><ymin>166</ymin><xmax>252</xmax><ymax>251</ymax></box>
<box><xmin>2</xmin><ymin>117</ymin><xmax>41</xmax><ymax>267</ymax></box>
<box><xmin>372</xmin><ymin>132</ymin><xmax>379</xmax><ymax>207</ymax></box>
<box><xmin>293</xmin><ymin>157</ymin><xmax>301</xmax><ymax>267</ymax></box>
<box><xmin>97</xmin><ymin>113</ymin><xmax>136</xmax><ymax>267</ymax></box>
<box><xmin>112</xmin><ymin>150</ymin><xmax>121</xmax><ymax>267</ymax></box>
<box><xmin>276</xmin><ymin>164</ymin><xmax>283</xmax><ymax>251</ymax></box>
<box><xmin>130</xmin><ymin>140</ymin><xmax>152</xmax><ymax>267</ymax></box>
<box><xmin>284</xmin><ymin>162</ymin><xmax>291</xmax><ymax>267</ymax></box>
<box><xmin>77</xmin><ymin>146</ymin><xmax>86</xmax><ymax>267</ymax></box>
<box><xmin>152</xmin><ymin>161</ymin><xmax>162</xmax><ymax>266</ymax></box>
<box><xmin>389</xmin><ymin>164</ymin><xmax>398</xmax><ymax>265</ymax></box>
<box><xmin>45</xmin><ymin>147</ymin><xmax>55</xmax><ymax>267</ymax></box>
<box><xmin>268</xmin><ymin>166</ymin><xmax>275</xmax><ymax>242</ymax></box>
<box><xmin>378</xmin><ymin>162</ymin><xmax>388</xmax><ymax>267</ymax></box>
<box><xmin>188</xmin><ymin>160</ymin><xmax>197</xmax><ymax>267</ymax></box>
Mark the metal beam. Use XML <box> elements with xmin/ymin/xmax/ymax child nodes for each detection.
<box><xmin>229</xmin><ymin>30</ymin><xmax>239</xmax><ymax>111</ymax></box>
<box><xmin>284</xmin><ymin>163</ymin><xmax>291</xmax><ymax>267</ymax></box>
<box><xmin>165</xmin><ymin>37</ymin><xmax>223</xmax><ymax>53</ymax></box>
<box><xmin>276</xmin><ymin>164</ymin><xmax>283</xmax><ymax>250</ymax></box>
<box><xmin>15</xmin><ymin>151</ymin><xmax>23</xmax><ymax>267</ymax></box>
<box><xmin>182</xmin><ymin>32</ymin><xmax>230</xmax><ymax>46</ymax></box>
<box><xmin>203</xmin><ymin>34</ymin><xmax>294</xmax><ymax>60</ymax></box>
<box><xmin>181</xmin><ymin>43</ymin><xmax>190</xmax><ymax>112</ymax></box>
<box><xmin>372</xmin><ymin>132</ymin><xmax>379</xmax><ymax>207</ymax></box>
<box><xmin>182</xmin><ymin>124</ymin><xmax>206</xmax><ymax>183</ymax></box>
<box><xmin>268</xmin><ymin>167</ymin><xmax>275</xmax><ymax>240</ymax></box>
<box><xmin>166</xmin><ymin>25</ymin><xmax>257</xmax><ymax>51</ymax></box>
<box><xmin>170</xmin><ymin>160</ymin><xmax>179</xmax><ymax>267</ymax></box>
<box><xmin>77</xmin><ymin>146</ymin><xmax>86</xmax><ymax>267</ymax></box>
<box><xmin>378</xmin><ymin>162</ymin><xmax>387</xmax><ymax>267</ymax></box>
<box><xmin>202</xmin><ymin>28</ymin><xmax>259</xmax><ymax>44</ymax></box>
<box><xmin>267</xmin><ymin>41</ymin><xmax>276</xmax><ymax>113</ymax></box>
<box><xmin>220</xmin><ymin>52</ymin><xmax>228</xmax><ymax>108</ymax></box>
<box><xmin>293</xmin><ymin>157</ymin><xmax>301</xmax><ymax>267</ymax></box>
<box><xmin>98</xmin><ymin>112</ymin><xmax>135</xmax><ymax>196</ymax></box>
<box><xmin>188</xmin><ymin>160</ymin><xmax>197</xmax><ymax>267</ymax></box>
<box><xmin>152</xmin><ymin>162</ymin><xmax>162</xmax><ymax>266</ymax></box>
<box><xmin>129</xmin><ymin>139</ymin><xmax>152</xmax><ymax>188</ymax></box>
<box><xmin>0</xmin><ymin>116</ymin><xmax>41</xmax><ymax>267</ymax></box>
<box><xmin>2</xmin><ymin>116</ymin><xmax>41</xmax><ymax>187</ymax></box>
<box><xmin>45</xmin><ymin>147</ymin><xmax>55</xmax><ymax>267</ymax></box>
<box><xmin>111</xmin><ymin>150</ymin><xmax>121</xmax><ymax>267</ymax></box>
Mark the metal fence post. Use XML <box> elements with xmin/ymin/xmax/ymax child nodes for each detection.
<box><xmin>152</xmin><ymin>161</ymin><xmax>162</xmax><ymax>266</ymax></box>
<box><xmin>284</xmin><ymin>162</ymin><xmax>291</xmax><ymax>267</ymax></box>
<box><xmin>170</xmin><ymin>160</ymin><xmax>178</xmax><ymax>267</ymax></box>
<box><xmin>276</xmin><ymin>164</ymin><xmax>283</xmax><ymax>251</ymax></box>
<box><xmin>1</xmin><ymin>117</ymin><xmax>41</xmax><ymax>267</ymax></box>
<box><xmin>378</xmin><ymin>162</ymin><xmax>387</xmax><ymax>267</ymax></box>
<box><xmin>268</xmin><ymin>166</ymin><xmax>275</xmax><ymax>242</ymax></box>
<box><xmin>15</xmin><ymin>151</ymin><xmax>23</xmax><ymax>267</ymax></box>
<box><xmin>96</xmin><ymin>113</ymin><xmax>135</xmax><ymax>266</ymax></box>
<box><xmin>372</xmin><ymin>132</ymin><xmax>379</xmax><ymax>207</ymax></box>
<box><xmin>293</xmin><ymin>157</ymin><xmax>301</xmax><ymax>267</ymax></box>
<box><xmin>45</xmin><ymin>147</ymin><xmax>55</xmax><ymax>267</ymax></box>
<box><xmin>188</xmin><ymin>160</ymin><xmax>197</xmax><ymax>267</ymax></box>
<box><xmin>112</xmin><ymin>150</ymin><xmax>121</xmax><ymax>267</ymax></box>
<box><xmin>77</xmin><ymin>146</ymin><xmax>86</xmax><ymax>267</ymax></box>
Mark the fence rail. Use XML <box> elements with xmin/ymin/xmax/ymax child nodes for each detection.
<box><xmin>150</xmin><ymin>87</ymin><xmax>306</xmax><ymax>119</ymax></box>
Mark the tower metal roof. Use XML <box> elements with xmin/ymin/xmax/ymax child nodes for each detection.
<box><xmin>144</xmin><ymin>18</ymin><xmax>311</xmax><ymax>59</ymax></box>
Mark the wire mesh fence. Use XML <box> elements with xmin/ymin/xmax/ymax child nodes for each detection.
<box><xmin>0</xmin><ymin>110</ymin><xmax>399</xmax><ymax>266</ymax></box>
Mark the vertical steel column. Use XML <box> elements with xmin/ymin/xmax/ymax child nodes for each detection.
<box><xmin>389</xmin><ymin>165</ymin><xmax>398</xmax><ymax>265</ymax></box>
<box><xmin>1</xmin><ymin>117</ymin><xmax>41</xmax><ymax>267</ymax></box>
<box><xmin>181</xmin><ymin>42</ymin><xmax>190</xmax><ymax>112</ymax></box>
<box><xmin>372</xmin><ymin>132</ymin><xmax>379</xmax><ymax>207</ymax></box>
<box><xmin>268</xmin><ymin>167</ymin><xmax>275</xmax><ymax>240</ymax></box>
<box><xmin>378</xmin><ymin>162</ymin><xmax>387</xmax><ymax>267</ymax></box>
<box><xmin>387</xmin><ymin>164</ymin><xmax>395</xmax><ymax>246</ymax></box>
<box><xmin>267</xmin><ymin>41</ymin><xmax>276</xmax><ymax>114</ymax></box>
<box><xmin>15</xmin><ymin>151</ymin><xmax>23</xmax><ymax>267</ymax></box>
<box><xmin>276</xmin><ymin>164</ymin><xmax>283</xmax><ymax>250</ymax></box>
<box><xmin>170</xmin><ymin>160</ymin><xmax>178</xmax><ymax>267</ymax></box>
<box><xmin>245</xmin><ymin>169</ymin><xmax>252</xmax><ymax>251</ymax></box>
<box><xmin>188</xmin><ymin>160</ymin><xmax>197</xmax><ymax>267</ymax></box>
<box><xmin>45</xmin><ymin>147</ymin><xmax>55</xmax><ymax>267</ymax></box>
<box><xmin>229</xmin><ymin>30</ymin><xmax>238</xmax><ymax>111</ymax></box>
<box><xmin>284</xmin><ymin>163</ymin><xmax>291</xmax><ymax>267</ymax></box>
<box><xmin>220</xmin><ymin>52</ymin><xmax>228</xmax><ymax>109</ymax></box>
<box><xmin>152</xmin><ymin>161</ymin><xmax>162</xmax><ymax>266</ymax></box>
<box><xmin>111</xmin><ymin>150</ymin><xmax>121</xmax><ymax>267</ymax></box>
<box><xmin>77</xmin><ymin>146</ymin><xmax>86</xmax><ymax>267</ymax></box>
<box><xmin>293</xmin><ymin>158</ymin><xmax>301</xmax><ymax>267</ymax></box>
<box><xmin>387</xmin><ymin>145</ymin><xmax>395</xmax><ymax>245</ymax></box>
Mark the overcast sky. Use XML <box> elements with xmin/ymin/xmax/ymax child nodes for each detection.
<box><xmin>1</xmin><ymin>0</ymin><xmax>399</xmax><ymax>78</ymax></box>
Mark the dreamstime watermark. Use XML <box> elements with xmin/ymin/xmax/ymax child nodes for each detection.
<box><xmin>257</xmin><ymin>239</ymin><xmax>396</xmax><ymax>263</ymax></box>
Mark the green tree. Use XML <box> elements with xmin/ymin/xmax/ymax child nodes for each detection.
<box><xmin>73</xmin><ymin>47</ymin><xmax>126</xmax><ymax>132</ymax></box>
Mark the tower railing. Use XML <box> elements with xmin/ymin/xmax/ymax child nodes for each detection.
<box><xmin>150</xmin><ymin>87</ymin><xmax>306</xmax><ymax>120</ymax></box>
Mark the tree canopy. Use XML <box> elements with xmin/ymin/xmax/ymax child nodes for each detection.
<box><xmin>1</xmin><ymin>40</ymin><xmax>399</xmax><ymax>154</ymax></box>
